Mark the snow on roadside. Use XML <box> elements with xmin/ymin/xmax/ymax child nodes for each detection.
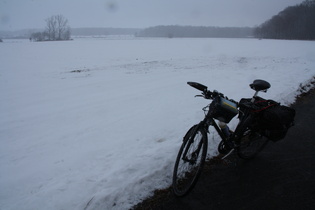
<box><xmin>0</xmin><ymin>38</ymin><xmax>314</xmax><ymax>210</ymax></box>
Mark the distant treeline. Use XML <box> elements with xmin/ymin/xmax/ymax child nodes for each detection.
<box><xmin>254</xmin><ymin>0</ymin><xmax>315</xmax><ymax>40</ymax></box>
<box><xmin>136</xmin><ymin>25</ymin><xmax>253</xmax><ymax>38</ymax></box>
<box><xmin>71</xmin><ymin>28</ymin><xmax>141</xmax><ymax>36</ymax></box>
<box><xmin>137</xmin><ymin>0</ymin><xmax>315</xmax><ymax>40</ymax></box>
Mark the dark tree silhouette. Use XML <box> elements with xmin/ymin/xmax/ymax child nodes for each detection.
<box><xmin>254</xmin><ymin>0</ymin><xmax>315</xmax><ymax>40</ymax></box>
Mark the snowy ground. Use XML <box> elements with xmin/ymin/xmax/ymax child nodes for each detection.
<box><xmin>1</xmin><ymin>37</ymin><xmax>314</xmax><ymax>210</ymax></box>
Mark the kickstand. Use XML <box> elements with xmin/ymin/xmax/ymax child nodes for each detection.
<box><xmin>221</xmin><ymin>148</ymin><xmax>235</xmax><ymax>160</ymax></box>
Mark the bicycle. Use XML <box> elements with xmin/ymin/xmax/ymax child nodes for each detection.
<box><xmin>172</xmin><ymin>79</ymin><xmax>294</xmax><ymax>197</ymax></box>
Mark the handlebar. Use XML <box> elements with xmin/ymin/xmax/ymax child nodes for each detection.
<box><xmin>187</xmin><ymin>81</ymin><xmax>238</xmax><ymax>105</ymax></box>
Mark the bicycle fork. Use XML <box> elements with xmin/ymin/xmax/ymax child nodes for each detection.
<box><xmin>181</xmin><ymin>124</ymin><xmax>206</xmax><ymax>164</ymax></box>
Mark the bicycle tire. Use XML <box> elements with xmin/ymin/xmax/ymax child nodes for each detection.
<box><xmin>237</xmin><ymin>130</ymin><xmax>269</xmax><ymax>160</ymax></box>
<box><xmin>172</xmin><ymin>125</ymin><xmax>208</xmax><ymax>197</ymax></box>
<box><xmin>232</xmin><ymin>114</ymin><xmax>268</xmax><ymax>160</ymax></box>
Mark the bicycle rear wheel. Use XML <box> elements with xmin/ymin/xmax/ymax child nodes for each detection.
<box><xmin>172</xmin><ymin>125</ymin><xmax>208</xmax><ymax>197</ymax></box>
<box><xmin>237</xmin><ymin>130</ymin><xmax>269</xmax><ymax>160</ymax></box>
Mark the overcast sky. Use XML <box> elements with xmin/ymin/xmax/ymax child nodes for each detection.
<box><xmin>0</xmin><ymin>0</ymin><xmax>306</xmax><ymax>31</ymax></box>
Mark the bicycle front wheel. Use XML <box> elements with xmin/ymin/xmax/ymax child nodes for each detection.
<box><xmin>237</xmin><ymin>130</ymin><xmax>269</xmax><ymax>160</ymax></box>
<box><xmin>172</xmin><ymin>125</ymin><xmax>208</xmax><ymax>197</ymax></box>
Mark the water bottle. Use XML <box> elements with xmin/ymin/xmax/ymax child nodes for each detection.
<box><xmin>218</xmin><ymin>121</ymin><xmax>230</xmax><ymax>137</ymax></box>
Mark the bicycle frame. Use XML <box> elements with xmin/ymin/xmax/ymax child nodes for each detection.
<box><xmin>194</xmin><ymin>97</ymin><xmax>254</xmax><ymax>150</ymax></box>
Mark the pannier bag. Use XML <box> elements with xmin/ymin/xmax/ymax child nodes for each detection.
<box><xmin>239</xmin><ymin>97</ymin><xmax>295</xmax><ymax>141</ymax></box>
<box><xmin>210</xmin><ymin>96</ymin><xmax>238</xmax><ymax>123</ymax></box>
<box><xmin>259</xmin><ymin>104</ymin><xmax>295</xmax><ymax>141</ymax></box>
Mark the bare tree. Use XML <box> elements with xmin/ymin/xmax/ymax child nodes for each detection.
<box><xmin>55</xmin><ymin>15</ymin><xmax>69</xmax><ymax>40</ymax></box>
<box><xmin>45</xmin><ymin>15</ymin><xmax>71</xmax><ymax>41</ymax></box>
<box><xmin>45</xmin><ymin>16</ymin><xmax>56</xmax><ymax>40</ymax></box>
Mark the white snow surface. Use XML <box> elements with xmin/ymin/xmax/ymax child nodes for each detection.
<box><xmin>1</xmin><ymin>37</ymin><xmax>315</xmax><ymax>210</ymax></box>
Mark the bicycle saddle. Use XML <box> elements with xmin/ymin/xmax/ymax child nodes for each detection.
<box><xmin>250</xmin><ymin>80</ymin><xmax>271</xmax><ymax>91</ymax></box>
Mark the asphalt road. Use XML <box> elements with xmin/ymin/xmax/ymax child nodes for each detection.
<box><xmin>134</xmin><ymin>89</ymin><xmax>315</xmax><ymax>210</ymax></box>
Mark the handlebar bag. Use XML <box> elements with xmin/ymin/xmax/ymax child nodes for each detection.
<box><xmin>209</xmin><ymin>96</ymin><xmax>238</xmax><ymax>123</ymax></box>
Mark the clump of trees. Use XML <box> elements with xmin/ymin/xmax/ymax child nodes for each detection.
<box><xmin>31</xmin><ymin>15</ymin><xmax>71</xmax><ymax>41</ymax></box>
<box><xmin>254</xmin><ymin>0</ymin><xmax>315</xmax><ymax>40</ymax></box>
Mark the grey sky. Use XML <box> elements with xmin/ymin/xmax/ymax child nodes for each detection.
<box><xmin>0</xmin><ymin>0</ymin><xmax>305</xmax><ymax>31</ymax></box>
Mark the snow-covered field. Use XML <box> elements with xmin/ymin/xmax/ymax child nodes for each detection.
<box><xmin>1</xmin><ymin>37</ymin><xmax>314</xmax><ymax>210</ymax></box>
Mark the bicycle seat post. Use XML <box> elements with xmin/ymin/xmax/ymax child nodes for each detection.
<box><xmin>251</xmin><ymin>90</ymin><xmax>259</xmax><ymax>102</ymax></box>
